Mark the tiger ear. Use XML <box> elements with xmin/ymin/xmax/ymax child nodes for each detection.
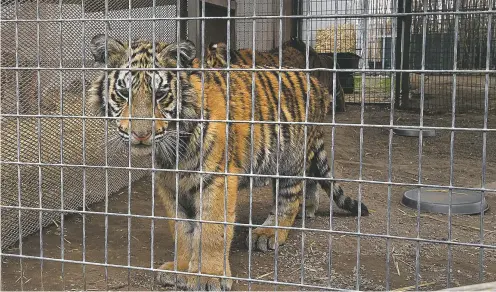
<box><xmin>208</xmin><ymin>42</ymin><xmax>218</xmax><ymax>51</ymax></box>
<box><xmin>159</xmin><ymin>40</ymin><xmax>196</xmax><ymax>68</ymax></box>
<box><xmin>216</xmin><ymin>42</ymin><xmax>227</xmax><ymax>51</ymax></box>
<box><xmin>207</xmin><ymin>42</ymin><xmax>227</xmax><ymax>63</ymax></box>
<box><xmin>89</xmin><ymin>34</ymin><xmax>126</xmax><ymax>65</ymax></box>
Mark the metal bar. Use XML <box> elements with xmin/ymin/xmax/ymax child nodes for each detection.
<box><xmin>413</xmin><ymin>0</ymin><xmax>429</xmax><ymax>287</ymax></box>
<box><xmin>35</xmin><ymin>0</ymin><xmax>45</xmax><ymax>289</ymax></box>
<box><xmin>2</xmin><ymin>160</ymin><xmax>496</xmax><ymax>193</ymax></box>
<box><xmin>436</xmin><ymin>281</ymin><xmax>496</xmax><ymax>291</ymax></box>
<box><xmin>80</xmin><ymin>0</ymin><xmax>87</xmax><ymax>289</ymax></box>
<box><xmin>273</xmin><ymin>0</ymin><xmax>285</xmax><ymax>287</ymax></box>
<box><xmin>300</xmin><ymin>0</ymin><xmax>311</xmax><ymax>286</ymax></box>
<box><xmin>0</xmin><ymin>3</ymin><xmax>3</xmax><ymax>285</ymax></box>
<box><xmin>4</xmin><ymin>114</ymin><xmax>496</xmax><ymax>132</ymax></box>
<box><xmin>247</xmin><ymin>1</ymin><xmax>257</xmax><ymax>289</ymax></box>
<box><xmin>479</xmin><ymin>0</ymin><xmax>494</xmax><ymax>283</ymax></box>
<box><xmin>1</xmin><ymin>10</ymin><xmax>496</xmax><ymax>23</ymax></box>
<box><xmin>386</xmin><ymin>0</ymin><xmax>398</xmax><ymax>288</ymax></box>
<box><xmin>57</xmin><ymin>0</ymin><xmax>66</xmax><ymax>288</ymax></box>
<box><xmin>173</xmin><ymin>0</ymin><xmax>183</xmax><ymax>288</ymax></box>
<box><xmin>356</xmin><ymin>0</ymin><xmax>369</xmax><ymax>287</ymax></box>
<box><xmin>103</xmin><ymin>0</ymin><xmax>110</xmax><ymax>288</ymax></box>
<box><xmin>5</xmin><ymin>66</ymin><xmax>496</xmax><ymax>74</ymax></box>
<box><xmin>0</xmin><ymin>221</ymin><xmax>494</xmax><ymax>249</ymax></box>
<box><xmin>150</xmin><ymin>0</ymin><xmax>158</xmax><ymax>289</ymax></box>
<box><xmin>223</xmin><ymin>0</ymin><xmax>232</xmax><ymax>287</ymax></box>
<box><xmin>126</xmin><ymin>0</ymin><xmax>133</xmax><ymax>288</ymax></box>
<box><xmin>195</xmin><ymin>1</ymin><xmax>206</xmax><ymax>288</ymax></box>
<box><xmin>327</xmin><ymin>0</ymin><xmax>339</xmax><ymax>286</ymax></box>
<box><xmin>447</xmin><ymin>0</ymin><xmax>462</xmax><ymax>287</ymax></box>
<box><xmin>13</xmin><ymin>0</ymin><xmax>24</xmax><ymax>289</ymax></box>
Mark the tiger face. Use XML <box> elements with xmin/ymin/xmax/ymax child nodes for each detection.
<box><xmin>88</xmin><ymin>34</ymin><xmax>196</xmax><ymax>156</ymax></box>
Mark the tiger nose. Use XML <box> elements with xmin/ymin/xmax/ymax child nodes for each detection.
<box><xmin>131</xmin><ymin>130</ymin><xmax>152</xmax><ymax>141</ymax></box>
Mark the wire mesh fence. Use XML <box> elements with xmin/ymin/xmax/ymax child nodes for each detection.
<box><xmin>405</xmin><ymin>0</ymin><xmax>496</xmax><ymax>112</ymax></box>
<box><xmin>1</xmin><ymin>0</ymin><xmax>496</xmax><ymax>290</ymax></box>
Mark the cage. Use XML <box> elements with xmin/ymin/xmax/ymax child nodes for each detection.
<box><xmin>1</xmin><ymin>0</ymin><xmax>496</xmax><ymax>291</ymax></box>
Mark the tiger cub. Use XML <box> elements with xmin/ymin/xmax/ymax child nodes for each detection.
<box><xmin>88</xmin><ymin>35</ymin><xmax>368</xmax><ymax>291</ymax></box>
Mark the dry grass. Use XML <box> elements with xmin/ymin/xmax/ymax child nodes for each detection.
<box><xmin>315</xmin><ymin>23</ymin><xmax>357</xmax><ymax>53</ymax></box>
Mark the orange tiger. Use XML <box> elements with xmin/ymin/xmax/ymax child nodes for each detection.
<box><xmin>88</xmin><ymin>35</ymin><xmax>368</xmax><ymax>291</ymax></box>
<box><xmin>206</xmin><ymin>37</ymin><xmax>346</xmax><ymax>112</ymax></box>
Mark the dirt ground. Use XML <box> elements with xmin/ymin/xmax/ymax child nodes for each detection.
<box><xmin>2</xmin><ymin>105</ymin><xmax>496</xmax><ymax>291</ymax></box>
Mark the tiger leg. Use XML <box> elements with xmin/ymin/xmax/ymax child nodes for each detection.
<box><xmin>335</xmin><ymin>84</ymin><xmax>346</xmax><ymax>112</ymax></box>
<box><xmin>185</xmin><ymin>174</ymin><xmax>238</xmax><ymax>291</ymax></box>
<box><xmin>155</xmin><ymin>178</ymin><xmax>193</xmax><ymax>289</ymax></box>
<box><xmin>247</xmin><ymin>178</ymin><xmax>302</xmax><ymax>252</ymax></box>
<box><xmin>296</xmin><ymin>179</ymin><xmax>321</xmax><ymax>219</ymax></box>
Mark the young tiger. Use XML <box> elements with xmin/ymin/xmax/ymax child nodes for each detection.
<box><xmin>88</xmin><ymin>34</ymin><xmax>368</xmax><ymax>291</ymax></box>
<box><xmin>206</xmin><ymin>37</ymin><xmax>346</xmax><ymax>112</ymax></box>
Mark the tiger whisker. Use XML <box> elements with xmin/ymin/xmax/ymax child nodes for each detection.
<box><xmin>100</xmin><ymin>134</ymin><xmax>121</xmax><ymax>148</ymax></box>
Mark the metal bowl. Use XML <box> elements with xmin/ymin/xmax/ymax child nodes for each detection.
<box><xmin>401</xmin><ymin>187</ymin><xmax>489</xmax><ymax>215</ymax></box>
<box><xmin>393</xmin><ymin>128</ymin><xmax>436</xmax><ymax>137</ymax></box>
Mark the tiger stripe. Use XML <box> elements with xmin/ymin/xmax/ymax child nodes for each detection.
<box><xmin>206</xmin><ymin>38</ymin><xmax>346</xmax><ymax>113</ymax></box>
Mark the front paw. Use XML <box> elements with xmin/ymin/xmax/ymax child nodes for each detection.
<box><xmin>155</xmin><ymin>261</ymin><xmax>188</xmax><ymax>289</ymax></box>
<box><xmin>246</xmin><ymin>227</ymin><xmax>290</xmax><ymax>252</ymax></box>
<box><xmin>186</xmin><ymin>275</ymin><xmax>233</xmax><ymax>291</ymax></box>
<box><xmin>186</xmin><ymin>262</ymin><xmax>232</xmax><ymax>291</ymax></box>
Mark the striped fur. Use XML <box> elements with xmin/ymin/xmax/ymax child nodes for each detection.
<box><xmin>206</xmin><ymin>37</ymin><xmax>346</xmax><ymax>112</ymax></box>
<box><xmin>88</xmin><ymin>35</ymin><xmax>368</xmax><ymax>291</ymax></box>
<box><xmin>206</xmin><ymin>38</ymin><xmax>346</xmax><ymax>216</ymax></box>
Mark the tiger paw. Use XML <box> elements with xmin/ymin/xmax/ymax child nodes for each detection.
<box><xmin>246</xmin><ymin>227</ymin><xmax>290</xmax><ymax>252</ymax></box>
<box><xmin>155</xmin><ymin>261</ymin><xmax>188</xmax><ymax>289</ymax></box>
<box><xmin>186</xmin><ymin>263</ymin><xmax>232</xmax><ymax>291</ymax></box>
<box><xmin>186</xmin><ymin>275</ymin><xmax>233</xmax><ymax>291</ymax></box>
<box><xmin>296</xmin><ymin>209</ymin><xmax>316</xmax><ymax>219</ymax></box>
<box><xmin>296</xmin><ymin>204</ymin><xmax>318</xmax><ymax>219</ymax></box>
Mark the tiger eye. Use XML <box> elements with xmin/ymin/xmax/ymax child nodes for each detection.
<box><xmin>155</xmin><ymin>88</ymin><xmax>169</xmax><ymax>101</ymax></box>
<box><xmin>117</xmin><ymin>87</ymin><xmax>129</xmax><ymax>98</ymax></box>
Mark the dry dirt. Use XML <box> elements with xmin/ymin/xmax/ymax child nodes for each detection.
<box><xmin>2</xmin><ymin>105</ymin><xmax>496</xmax><ymax>291</ymax></box>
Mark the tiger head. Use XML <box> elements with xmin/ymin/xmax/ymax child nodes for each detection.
<box><xmin>206</xmin><ymin>42</ymin><xmax>229</xmax><ymax>68</ymax></box>
<box><xmin>88</xmin><ymin>34</ymin><xmax>198</xmax><ymax>156</ymax></box>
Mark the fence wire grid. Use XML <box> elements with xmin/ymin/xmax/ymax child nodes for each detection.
<box><xmin>1</xmin><ymin>0</ymin><xmax>496</xmax><ymax>291</ymax></box>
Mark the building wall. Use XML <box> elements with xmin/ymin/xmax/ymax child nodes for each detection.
<box><xmin>235</xmin><ymin>0</ymin><xmax>278</xmax><ymax>50</ymax></box>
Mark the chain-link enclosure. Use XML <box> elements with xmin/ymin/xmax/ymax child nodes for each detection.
<box><xmin>1</xmin><ymin>0</ymin><xmax>496</xmax><ymax>290</ymax></box>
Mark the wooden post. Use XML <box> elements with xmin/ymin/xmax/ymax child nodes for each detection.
<box><xmin>282</xmin><ymin>0</ymin><xmax>292</xmax><ymax>43</ymax></box>
<box><xmin>292</xmin><ymin>0</ymin><xmax>303</xmax><ymax>38</ymax></box>
<box><xmin>395</xmin><ymin>0</ymin><xmax>412</xmax><ymax>109</ymax></box>
<box><xmin>187</xmin><ymin>0</ymin><xmax>200</xmax><ymax>58</ymax></box>
<box><xmin>290</xmin><ymin>0</ymin><xmax>300</xmax><ymax>38</ymax></box>
<box><xmin>179</xmin><ymin>0</ymin><xmax>188</xmax><ymax>40</ymax></box>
